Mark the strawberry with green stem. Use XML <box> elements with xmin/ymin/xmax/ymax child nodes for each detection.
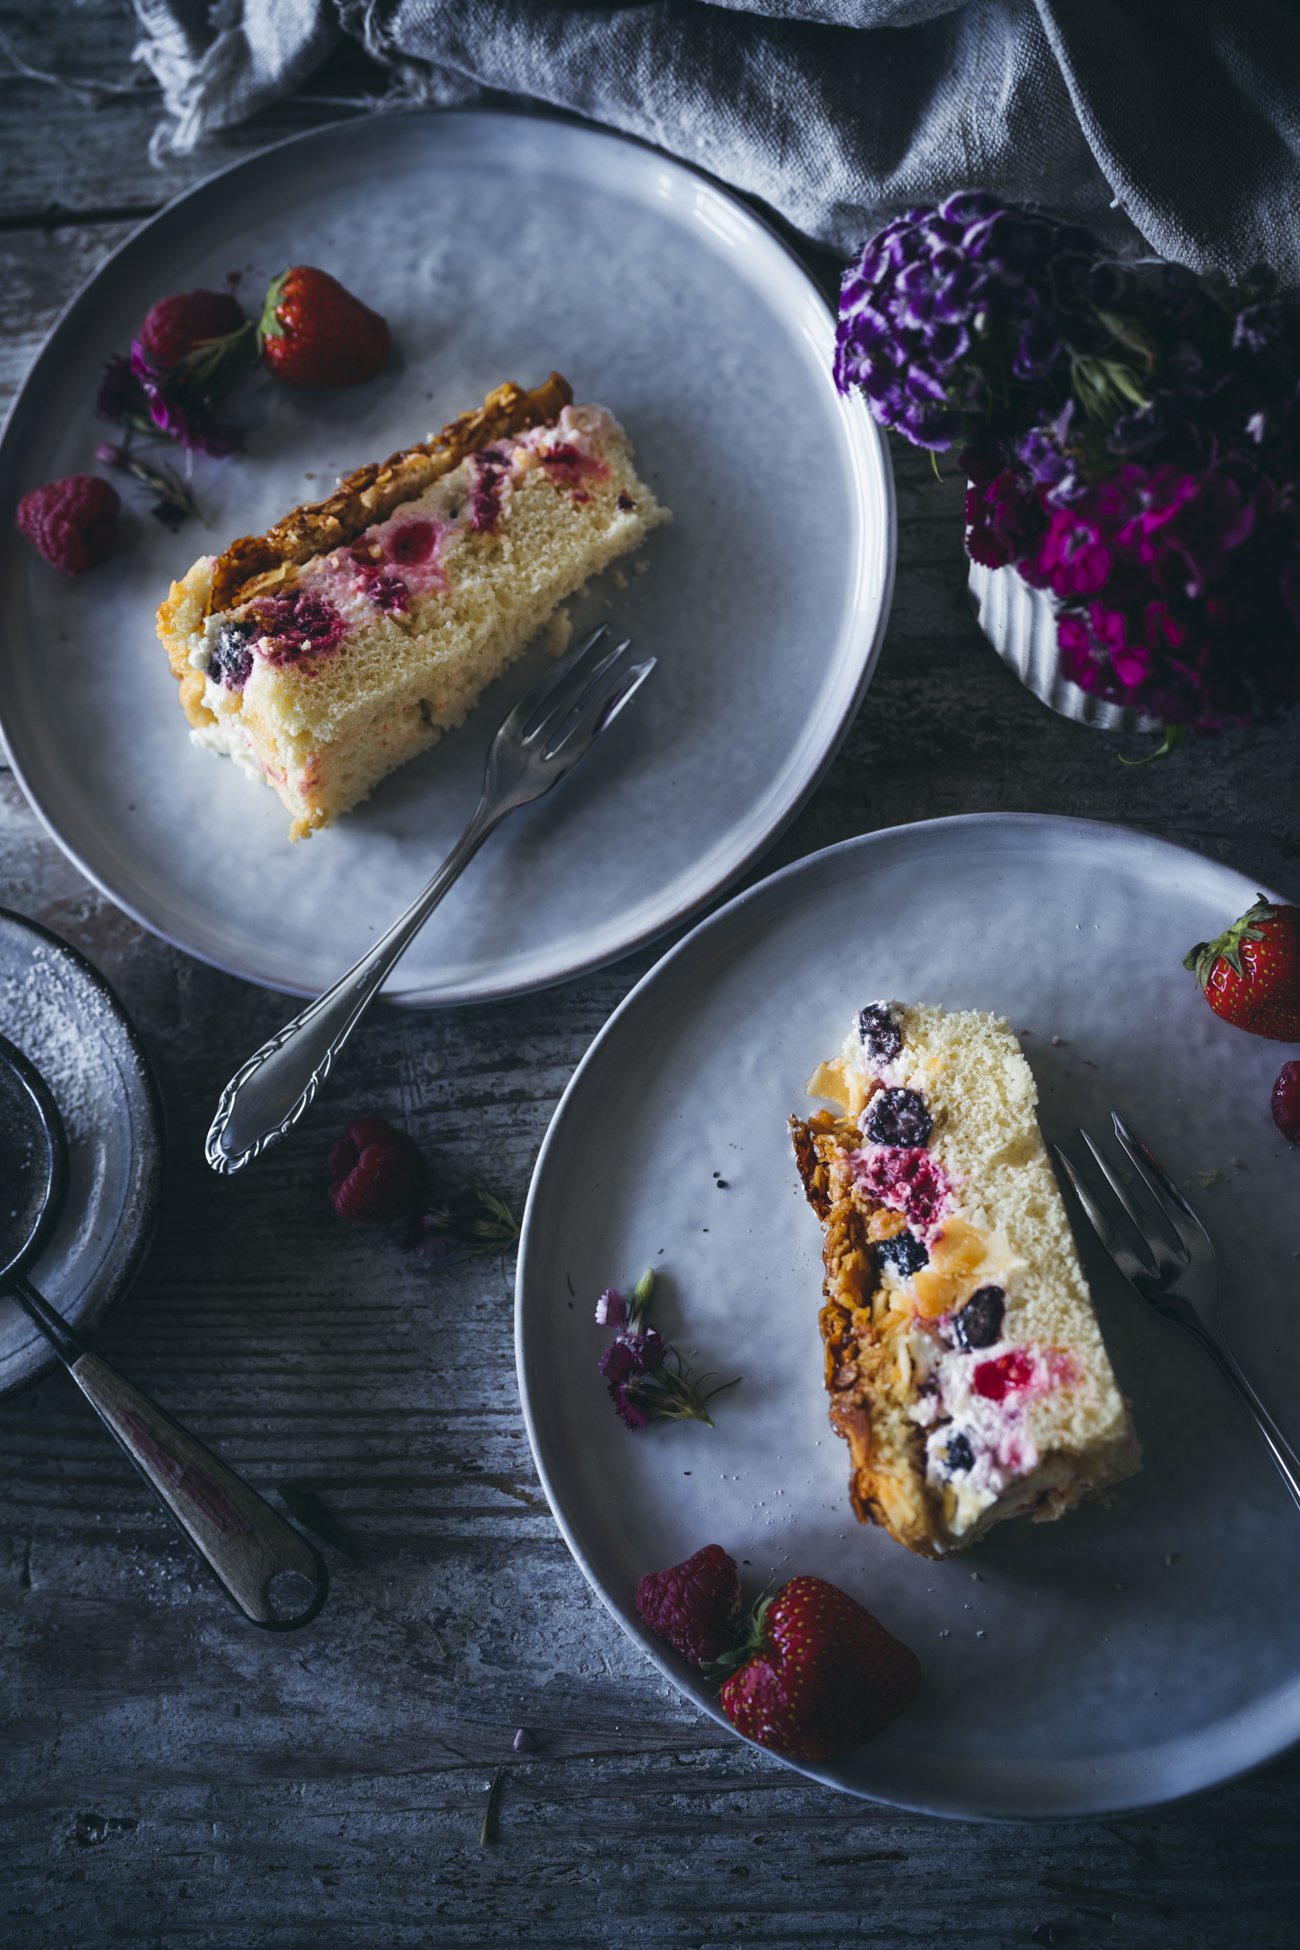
<box><xmin>708</xmin><ymin>1573</ymin><xmax>922</xmax><ymax>1760</ymax></box>
<box><xmin>259</xmin><ymin>267</ymin><xmax>390</xmax><ymax>387</ymax></box>
<box><xmin>1183</xmin><ymin>894</ymin><xmax>1300</xmax><ymax>1040</ymax></box>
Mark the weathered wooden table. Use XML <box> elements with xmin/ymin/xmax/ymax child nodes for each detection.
<box><xmin>2</xmin><ymin>12</ymin><xmax>1299</xmax><ymax>1945</ymax></box>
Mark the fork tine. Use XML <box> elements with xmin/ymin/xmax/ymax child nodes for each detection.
<box><xmin>525</xmin><ymin>637</ymin><xmax>632</xmax><ymax>746</ymax></box>
<box><xmin>1053</xmin><ymin>1144</ymin><xmax>1155</xmax><ymax>1290</ymax></box>
<box><xmin>1078</xmin><ymin>1127</ymin><xmax>1181</xmax><ymax>1275</ymax></box>
<box><xmin>1110</xmin><ymin>1111</ymin><xmax>1207</xmax><ymax>1259</ymax></box>
<box><xmin>497</xmin><ymin>624</ymin><xmax>610</xmax><ymax>740</ymax></box>
<box><xmin>1077</xmin><ymin>1127</ymin><xmax>1149</xmax><ymax>1237</ymax></box>
<box><xmin>544</xmin><ymin>656</ymin><xmax>656</xmax><ymax>758</ymax></box>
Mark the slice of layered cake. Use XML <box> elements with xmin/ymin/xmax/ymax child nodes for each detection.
<box><xmin>156</xmin><ymin>374</ymin><xmax>670</xmax><ymax>839</ymax></box>
<box><xmin>792</xmin><ymin>1003</ymin><xmax>1139</xmax><ymax>1559</ymax></box>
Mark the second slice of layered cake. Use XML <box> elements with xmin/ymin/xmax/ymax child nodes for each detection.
<box><xmin>792</xmin><ymin>1002</ymin><xmax>1140</xmax><ymax>1559</ymax></box>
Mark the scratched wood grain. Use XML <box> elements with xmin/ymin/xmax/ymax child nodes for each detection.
<box><xmin>2</xmin><ymin>8</ymin><xmax>1300</xmax><ymax>1946</ymax></box>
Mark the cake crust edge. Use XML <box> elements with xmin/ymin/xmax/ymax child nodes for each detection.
<box><xmin>206</xmin><ymin>372</ymin><xmax>574</xmax><ymax>617</ymax></box>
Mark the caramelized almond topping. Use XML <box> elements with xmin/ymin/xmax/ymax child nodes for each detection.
<box><xmin>206</xmin><ymin>373</ymin><xmax>574</xmax><ymax>616</ymax></box>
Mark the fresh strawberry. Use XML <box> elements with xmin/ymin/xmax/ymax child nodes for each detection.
<box><xmin>1272</xmin><ymin>1061</ymin><xmax>1300</xmax><ymax>1144</ymax></box>
<box><xmin>636</xmin><ymin>1545</ymin><xmax>742</xmax><ymax>1666</ymax></box>
<box><xmin>259</xmin><ymin>268</ymin><xmax>390</xmax><ymax>387</ymax></box>
<box><xmin>714</xmin><ymin>1575</ymin><xmax>921</xmax><ymax>1761</ymax></box>
<box><xmin>138</xmin><ymin>289</ymin><xmax>248</xmax><ymax>370</ymax></box>
<box><xmin>16</xmin><ymin>475</ymin><xmax>120</xmax><ymax>575</ymax></box>
<box><xmin>328</xmin><ymin>1117</ymin><xmax>425</xmax><ymax>1222</ymax></box>
<box><xmin>1183</xmin><ymin>894</ymin><xmax>1300</xmax><ymax>1040</ymax></box>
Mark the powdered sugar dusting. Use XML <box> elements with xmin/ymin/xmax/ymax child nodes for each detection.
<box><xmin>1</xmin><ymin>946</ymin><xmax>113</xmax><ymax>1142</ymax></box>
<box><xmin>0</xmin><ymin>945</ymin><xmax>116</xmax><ymax>1279</ymax></box>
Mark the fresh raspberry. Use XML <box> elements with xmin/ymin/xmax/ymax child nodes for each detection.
<box><xmin>1272</xmin><ymin>1061</ymin><xmax>1300</xmax><ymax>1144</ymax></box>
<box><xmin>139</xmin><ymin>289</ymin><xmax>247</xmax><ymax>369</ymax></box>
<box><xmin>16</xmin><ymin>475</ymin><xmax>120</xmax><ymax>575</ymax></box>
<box><xmin>636</xmin><ymin>1545</ymin><xmax>742</xmax><ymax>1666</ymax></box>
<box><xmin>327</xmin><ymin>1117</ymin><xmax>426</xmax><ymax>1222</ymax></box>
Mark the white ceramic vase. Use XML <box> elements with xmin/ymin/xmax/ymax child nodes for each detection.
<box><xmin>967</xmin><ymin>556</ymin><xmax>1163</xmax><ymax>734</ymax></box>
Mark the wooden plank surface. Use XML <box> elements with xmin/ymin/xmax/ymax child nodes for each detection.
<box><xmin>2</xmin><ymin>9</ymin><xmax>1300</xmax><ymax>1946</ymax></box>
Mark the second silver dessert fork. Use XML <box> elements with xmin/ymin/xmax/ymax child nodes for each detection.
<box><xmin>1054</xmin><ymin>1110</ymin><xmax>1300</xmax><ymax>1512</ymax></box>
<box><xmin>205</xmin><ymin>625</ymin><xmax>655</xmax><ymax>1175</ymax></box>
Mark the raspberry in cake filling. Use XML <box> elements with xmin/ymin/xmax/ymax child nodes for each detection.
<box><xmin>791</xmin><ymin>1000</ymin><xmax>1139</xmax><ymax>1558</ymax></box>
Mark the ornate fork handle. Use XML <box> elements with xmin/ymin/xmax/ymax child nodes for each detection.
<box><xmin>205</xmin><ymin>625</ymin><xmax>654</xmax><ymax>1175</ymax></box>
<box><xmin>206</xmin><ymin>799</ymin><xmax>499</xmax><ymax>1175</ymax></box>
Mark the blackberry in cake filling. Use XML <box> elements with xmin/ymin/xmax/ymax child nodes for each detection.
<box><xmin>951</xmin><ymin>1285</ymin><xmax>1006</xmax><ymax>1350</ymax></box>
<box><xmin>856</xmin><ymin>1000</ymin><xmax>903</xmax><ymax>1064</ymax></box>
<box><xmin>876</xmin><ymin>1229</ymin><xmax>929</xmax><ymax>1276</ymax></box>
<box><xmin>208</xmin><ymin>619</ymin><xmax>256</xmax><ymax>691</ymax></box>
<box><xmin>863</xmin><ymin>1087</ymin><xmax>932</xmax><ymax>1147</ymax></box>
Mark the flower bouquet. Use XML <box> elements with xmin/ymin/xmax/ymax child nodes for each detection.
<box><xmin>835</xmin><ymin>192</ymin><xmax>1300</xmax><ymax>753</ymax></box>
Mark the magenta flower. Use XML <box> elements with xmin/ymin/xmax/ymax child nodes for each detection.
<box><xmin>598</xmin><ymin>1327</ymin><xmax>667</xmax><ymax>1388</ymax></box>
<box><xmin>129</xmin><ymin>342</ymin><xmax>240</xmax><ymax>457</ymax></box>
<box><xmin>609</xmin><ymin>1382</ymin><xmax>650</xmax><ymax>1430</ymax></box>
<box><xmin>1035</xmin><ymin>511</ymin><xmax>1113</xmax><ymax>598</ymax></box>
<box><xmin>1088</xmin><ymin>606</ymin><xmax>1149</xmax><ymax>688</ymax></box>
<box><xmin>598</xmin><ymin>1323</ymin><xmax>670</xmax><ymax>1428</ymax></box>
<box><xmin>1124</xmin><ymin>471</ymin><xmax>1255</xmax><ymax>596</ymax></box>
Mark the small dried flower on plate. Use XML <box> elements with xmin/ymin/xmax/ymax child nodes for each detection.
<box><xmin>595</xmin><ymin>1268</ymin><xmax>738</xmax><ymax>1430</ymax></box>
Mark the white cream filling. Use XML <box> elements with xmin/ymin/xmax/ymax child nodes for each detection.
<box><xmin>189</xmin><ymin>718</ymin><xmax>267</xmax><ymax>786</ymax></box>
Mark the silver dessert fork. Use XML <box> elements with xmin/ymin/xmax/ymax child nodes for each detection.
<box><xmin>205</xmin><ymin>625</ymin><xmax>655</xmax><ymax>1175</ymax></box>
<box><xmin>1054</xmin><ymin>1111</ymin><xmax>1300</xmax><ymax>1512</ymax></box>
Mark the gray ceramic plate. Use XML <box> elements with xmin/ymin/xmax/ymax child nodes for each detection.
<box><xmin>0</xmin><ymin>908</ymin><xmax>164</xmax><ymax>1399</ymax></box>
<box><xmin>517</xmin><ymin>814</ymin><xmax>1300</xmax><ymax>1818</ymax></box>
<box><xmin>0</xmin><ymin>111</ymin><xmax>893</xmax><ymax>1004</ymax></box>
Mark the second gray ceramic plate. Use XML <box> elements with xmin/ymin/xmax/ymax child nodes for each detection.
<box><xmin>0</xmin><ymin>111</ymin><xmax>892</xmax><ymax>1004</ymax></box>
<box><xmin>517</xmin><ymin>814</ymin><xmax>1300</xmax><ymax>1818</ymax></box>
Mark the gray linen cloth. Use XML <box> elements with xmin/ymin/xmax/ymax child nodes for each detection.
<box><xmin>133</xmin><ymin>0</ymin><xmax>1300</xmax><ymax>281</ymax></box>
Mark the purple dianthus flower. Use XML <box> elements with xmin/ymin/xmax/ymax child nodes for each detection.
<box><xmin>129</xmin><ymin>342</ymin><xmax>240</xmax><ymax>457</ymax></box>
